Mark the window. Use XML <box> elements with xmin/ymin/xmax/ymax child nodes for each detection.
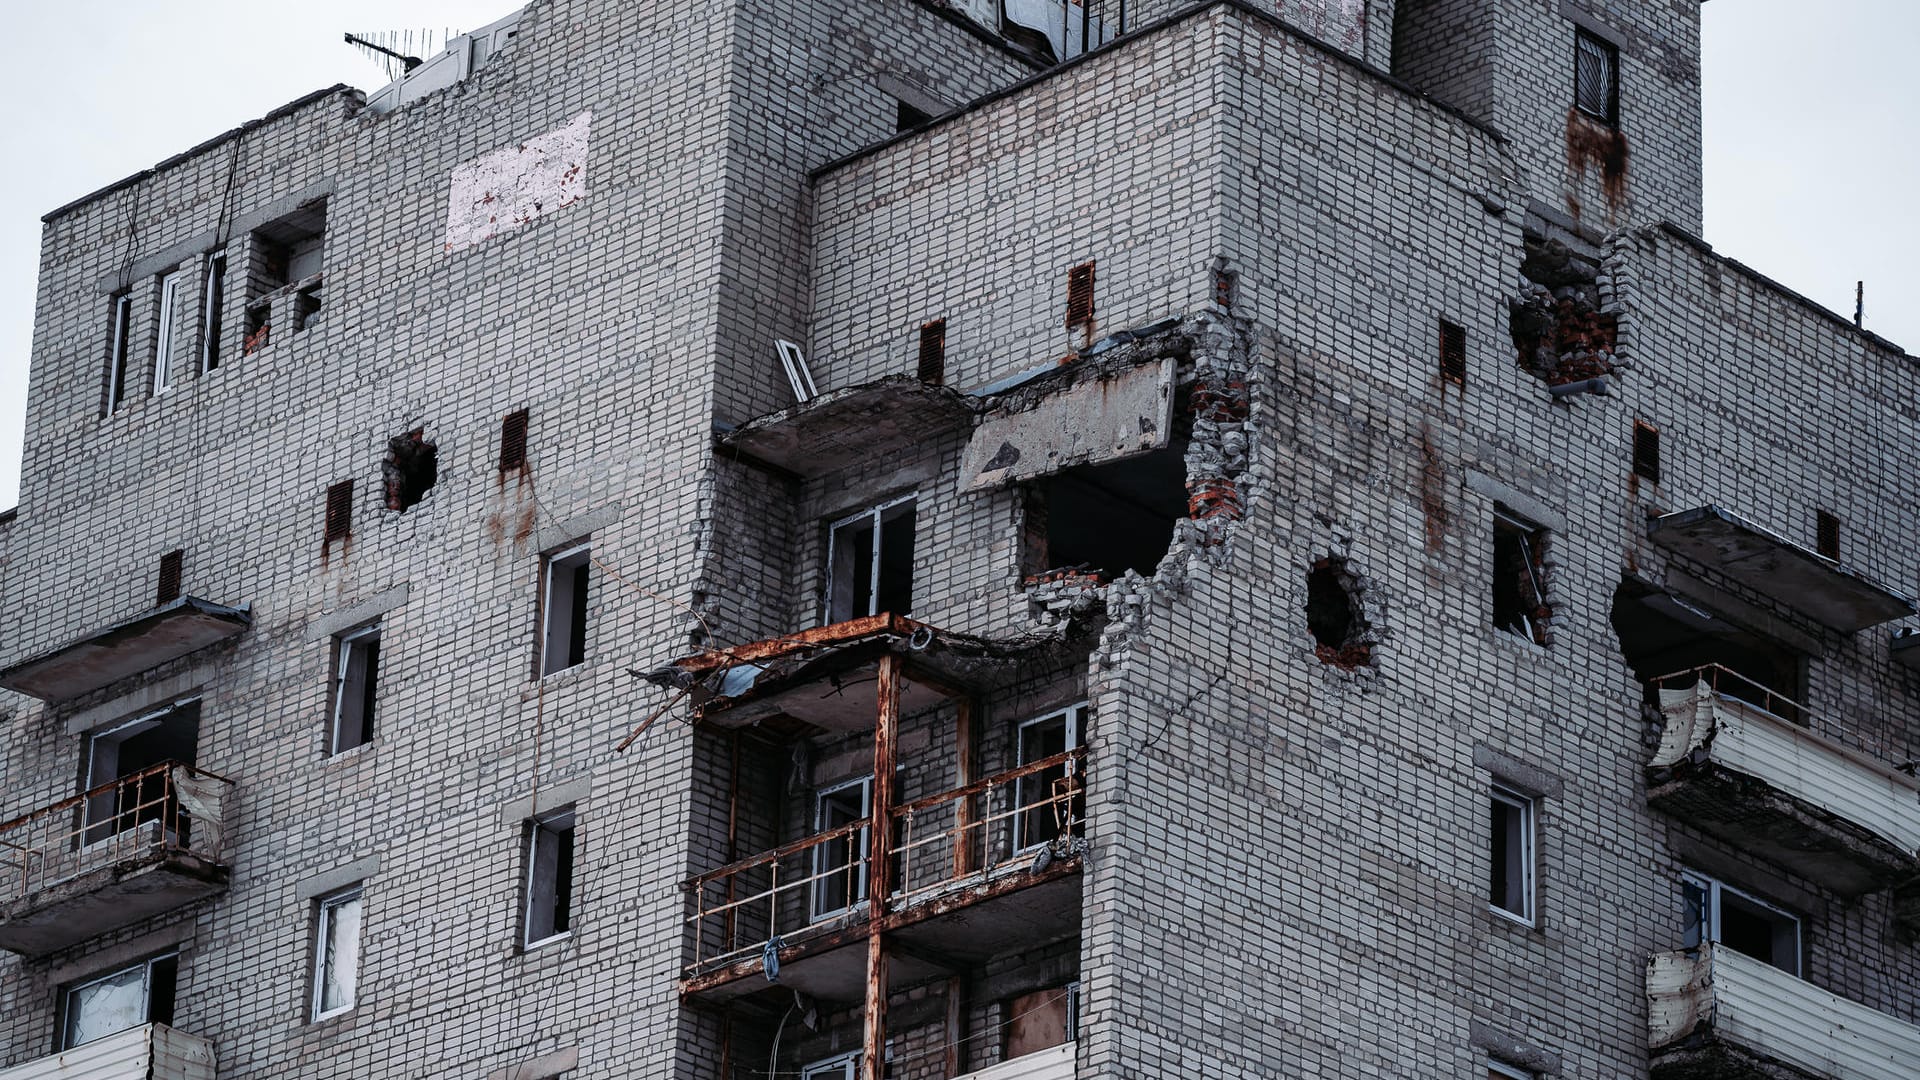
<box><xmin>811</xmin><ymin>775</ymin><xmax>872</xmax><ymax>921</ymax></box>
<box><xmin>152</xmin><ymin>270</ymin><xmax>184</xmax><ymax>395</ymax></box>
<box><xmin>200</xmin><ymin>252</ymin><xmax>227</xmax><ymax>373</ymax></box>
<box><xmin>1489</xmin><ymin>784</ymin><xmax>1536</xmax><ymax>925</ymax></box>
<box><xmin>1015</xmin><ymin>704</ymin><xmax>1086</xmax><ymax>852</ymax></box>
<box><xmin>1574</xmin><ymin>28</ymin><xmax>1619</xmax><ymax>125</ymax></box>
<box><xmin>1683</xmin><ymin>873</ymin><xmax>1800</xmax><ymax>976</ymax></box>
<box><xmin>1632</xmin><ymin>420</ymin><xmax>1661</xmax><ymax>484</ymax></box>
<box><xmin>523</xmin><ymin>807</ymin><xmax>576</xmax><ymax>948</ymax></box>
<box><xmin>826</xmin><ymin>497</ymin><xmax>916</xmax><ymax>622</ymax></box>
<box><xmin>324</xmin><ymin>480</ymin><xmax>353</xmax><ymax>543</ymax></box>
<box><xmin>918</xmin><ymin>319</ymin><xmax>947</xmax><ymax>385</ymax></box>
<box><xmin>1006</xmin><ymin>982</ymin><xmax>1081</xmax><ymax>1059</ymax></box>
<box><xmin>1816</xmin><ymin>510</ymin><xmax>1841</xmax><ymax>561</ymax></box>
<box><xmin>1489</xmin><ymin>1063</ymin><xmax>1535</xmax><ymax>1080</ymax></box>
<box><xmin>1492</xmin><ymin>508</ymin><xmax>1548</xmax><ymax>645</ymax></box>
<box><xmin>104</xmin><ymin>291</ymin><xmax>131</xmax><ymax>413</ymax></box>
<box><xmin>801</xmin><ymin>1052</ymin><xmax>860</xmax><ymax>1080</ymax></box>
<box><xmin>1065</xmin><ymin>260</ymin><xmax>1096</xmax><ymax>333</ymax></box>
<box><xmin>1439</xmin><ymin>319</ymin><xmax>1467</xmax><ymax>386</ymax></box>
<box><xmin>539</xmin><ymin>542</ymin><xmax>591</xmax><ymax>675</ymax></box>
<box><xmin>247</xmin><ymin>201</ymin><xmax>328</xmax><ymax>346</ymax></box>
<box><xmin>312</xmin><ymin>887</ymin><xmax>364</xmax><ymax>1020</ymax></box>
<box><xmin>328</xmin><ymin>625</ymin><xmax>380</xmax><ymax>755</ymax></box>
<box><xmin>59</xmin><ymin>954</ymin><xmax>176</xmax><ymax>1050</ymax></box>
<box><xmin>84</xmin><ymin>700</ymin><xmax>200</xmax><ymax>844</ymax></box>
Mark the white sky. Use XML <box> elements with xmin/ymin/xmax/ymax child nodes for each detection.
<box><xmin>0</xmin><ymin>1</ymin><xmax>1913</xmax><ymax>511</ymax></box>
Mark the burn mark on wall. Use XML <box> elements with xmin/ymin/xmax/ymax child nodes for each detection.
<box><xmin>446</xmin><ymin>112</ymin><xmax>593</xmax><ymax>253</ymax></box>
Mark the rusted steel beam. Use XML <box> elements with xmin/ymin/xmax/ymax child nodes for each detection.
<box><xmin>668</xmin><ymin>615</ymin><xmax>927</xmax><ymax>676</ymax></box>
<box><xmin>863</xmin><ymin>934</ymin><xmax>889</xmax><ymax>1080</ymax></box>
<box><xmin>944</xmin><ymin>975</ymin><xmax>966</xmax><ymax>1078</ymax></box>
<box><xmin>864</xmin><ymin>653</ymin><xmax>903</xmax><ymax>1080</ymax></box>
<box><xmin>891</xmin><ymin>749</ymin><xmax>1083</xmax><ymax>816</ymax></box>
<box><xmin>953</xmin><ymin>697</ymin><xmax>976</xmax><ymax>878</ymax></box>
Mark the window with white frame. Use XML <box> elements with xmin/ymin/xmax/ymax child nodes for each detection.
<box><xmin>59</xmin><ymin>953</ymin><xmax>177</xmax><ymax>1050</ymax></box>
<box><xmin>152</xmin><ymin>270</ymin><xmax>184</xmax><ymax>395</ymax></box>
<box><xmin>1683</xmin><ymin>872</ymin><xmax>1800</xmax><ymax>976</ymax></box>
<box><xmin>538</xmin><ymin>541</ymin><xmax>591</xmax><ymax>676</ymax></box>
<box><xmin>801</xmin><ymin>1051</ymin><xmax>860</xmax><ymax>1080</ymax></box>
<box><xmin>311</xmin><ymin>886</ymin><xmax>364</xmax><ymax>1021</ymax></box>
<box><xmin>328</xmin><ymin>624</ymin><xmax>380</xmax><ymax>755</ymax></box>
<box><xmin>1489</xmin><ymin>784</ymin><xmax>1535</xmax><ymax>924</ymax></box>
<box><xmin>810</xmin><ymin>775</ymin><xmax>872</xmax><ymax>921</ymax></box>
<box><xmin>826</xmin><ymin>496</ymin><xmax>916</xmax><ymax>622</ymax></box>
<box><xmin>523</xmin><ymin>807</ymin><xmax>576</xmax><ymax>948</ymax></box>
<box><xmin>1015</xmin><ymin>703</ymin><xmax>1087</xmax><ymax>852</ymax></box>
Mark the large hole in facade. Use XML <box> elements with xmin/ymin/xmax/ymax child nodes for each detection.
<box><xmin>1306</xmin><ymin>558</ymin><xmax>1371</xmax><ymax>668</ymax></box>
<box><xmin>1609</xmin><ymin>579</ymin><xmax>1806</xmax><ymax>723</ymax></box>
<box><xmin>383</xmin><ymin>429</ymin><xmax>439</xmax><ymax>511</ymax></box>
<box><xmin>1022</xmin><ymin>445</ymin><xmax>1187</xmax><ymax>585</ymax></box>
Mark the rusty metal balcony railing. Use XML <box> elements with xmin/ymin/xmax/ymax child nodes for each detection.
<box><xmin>686</xmin><ymin>749</ymin><xmax>1086</xmax><ymax>972</ymax></box>
<box><xmin>0</xmin><ymin>761</ymin><xmax>233</xmax><ymax>906</ymax></box>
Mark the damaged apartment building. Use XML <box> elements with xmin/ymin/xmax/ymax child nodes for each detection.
<box><xmin>3</xmin><ymin>0</ymin><xmax>1919</xmax><ymax>1077</ymax></box>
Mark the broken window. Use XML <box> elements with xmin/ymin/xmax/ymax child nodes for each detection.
<box><xmin>918</xmin><ymin>319</ymin><xmax>947</xmax><ymax>385</ymax></box>
<box><xmin>811</xmin><ymin>775</ymin><xmax>872</xmax><ymax>920</ymax></box>
<box><xmin>155</xmin><ymin>549</ymin><xmax>184</xmax><ymax>606</ymax></box>
<box><xmin>1306</xmin><ymin>559</ymin><xmax>1371</xmax><ymax>668</ymax></box>
<box><xmin>247</xmin><ymin>200</ymin><xmax>328</xmax><ymax>346</ymax></box>
<box><xmin>1816</xmin><ymin>510</ymin><xmax>1841</xmax><ymax>562</ymax></box>
<box><xmin>498</xmin><ymin>409</ymin><xmax>530</xmax><ymax>471</ymax></box>
<box><xmin>1609</xmin><ymin>580</ymin><xmax>1806</xmax><ymax>723</ymax></box>
<box><xmin>1006</xmin><ymin>982</ymin><xmax>1081</xmax><ymax>1059</ymax></box>
<box><xmin>382</xmin><ymin>429</ymin><xmax>439</xmax><ymax>511</ymax></box>
<box><xmin>539</xmin><ymin>542</ymin><xmax>591</xmax><ymax>676</ymax></box>
<box><xmin>104</xmin><ymin>291</ymin><xmax>131</xmax><ymax>414</ymax></box>
<box><xmin>200</xmin><ymin>252</ymin><xmax>227</xmax><ymax>373</ymax></box>
<box><xmin>523</xmin><ymin>806</ymin><xmax>576</xmax><ymax>948</ymax></box>
<box><xmin>1024</xmin><ymin>448</ymin><xmax>1185</xmax><ymax>584</ymax></box>
<box><xmin>328</xmin><ymin>624</ymin><xmax>381</xmax><ymax>756</ymax></box>
<box><xmin>311</xmin><ymin>886</ymin><xmax>364</xmax><ymax>1020</ymax></box>
<box><xmin>1492</xmin><ymin>508</ymin><xmax>1549</xmax><ymax>645</ymax></box>
<box><xmin>1490</xmin><ymin>784</ymin><xmax>1536</xmax><ymax>925</ymax></box>
<box><xmin>59</xmin><ymin>953</ymin><xmax>177</xmax><ymax>1050</ymax></box>
<box><xmin>1683</xmin><ymin>872</ymin><xmax>1799</xmax><ymax>976</ymax></box>
<box><xmin>826</xmin><ymin>497</ymin><xmax>915</xmax><ymax>622</ymax></box>
<box><xmin>1439</xmin><ymin>319</ymin><xmax>1467</xmax><ymax>386</ymax></box>
<box><xmin>152</xmin><ymin>270</ymin><xmax>184</xmax><ymax>395</ymax></box>
<box><xmin>801</xmin><ymin>1052</ymin><xmax>860</xmax><ymax>1080</ymax></box>
<box><xmin>1015</xmin><ymin>704</ymin><xmax>1085</xmax><ymax>852</ymax></box>
<box><xmin>1632</xmin><ymin>420</ymin><xmax>1661</xmax><ymax>484</ymax></box>
<box><xmin>1574</xmin><ymin>29</ymin><xmax>1619</xmax><ymax>124</ymax></box>
<box><xmin>84</xmin><ymin>700</ymin><xmax>200</xmax><ymax>844</ymax></box>
<box><xmin>324</xmin><ymin>480</ymin><xmax>354</xmax><ymax>543</ymax></box>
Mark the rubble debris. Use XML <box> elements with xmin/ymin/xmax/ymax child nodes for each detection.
<box><xmin>1509</xmin><ymin>236</ymin><xmax>1619</xmax><ymax>387</ymax></box>
<box><xmin>1025</xmin><ymin>566</ymin><xmax>1108</xmax><ymax>628</ymax></box>
<box><xmin>382</xmin><ymin>429</ymin><xmax>439</xmax><ymax>511</ymax></box>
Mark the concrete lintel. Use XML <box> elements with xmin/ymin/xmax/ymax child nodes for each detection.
<box><xmin>871</xmin><ymin>72</ymin><xmax>951</xmax><ymax>119</ymax></box>
<box><xmin>65</xmin><ymin>673</ymin><xmax>205</xmax><ymax>736</ymax></box>
<box><xmin>486</xmin><ymin>1046</ymin><xmax>579</xmax><ymax>1080</ymax></box>
<box><xmin>1462</xmin><ymin>471</ymin><xmax>1566</xmax><ymax>534</ymax></box>
<box><xmin>500</xmin><ymin>775</ymin><xmax>594</xmax><ymax>827</ymax></box>
<box><xmin>1473</xmin><ymin>744</ymin><xmax>1566</xmax><ymax>800</ymax></box>
<box><xmin>304</xmin><ymin>584</ymin><xmax>412</xmax><ymax>642</ymax></box>
<box><xmin>535</xmin><ymin>504</ymin><xmax>623</xmax><ymax>555</ymax></box>
<box><xmin>46</xmin><ymin>921</ymin><xmax>197</xmax><ymax>985</ymax></box>
<box><xmin>1470</xmin><ymin>1019</ymin><xmax>1562</xmax><ymax>1075</ymax></box>
<box><xmin>294</xmin><ymin>855</ymin><xmax>381</xmax><ymax>903</ymax></box>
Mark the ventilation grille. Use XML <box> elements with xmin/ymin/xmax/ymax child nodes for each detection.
<box><xmin>1065</xmin><ymin>261</ymin><xmax>1096</xmax><ymax>331</ymax></box>
<box><xmin>917</xmin><ymin>320</ymin><xmax>947</xmax><ymax>385</ymax></box>
<box><xmin>325</xmin><ymin>480</ymin><xmax>354</xmax><ymax>542</ymax></box>
<box><xmin>1816</xmin><ymin>510</ymin><xmax>1841</xmax><ymax>561</ymax></box>
<box><xmin>1439</xmin><ymin>320</ymin><xmax>1467</xmax><ymax>385</ymax></box>
<box><xmin>156</xmin><ymin>549</ymin><xmax>184</xmax><ymax>606</ymax></box>
<box><xmin>499</xmin><ymin>409</ymin><xmax>530</xmax><ymax>471</ymax></box>
<box><xmin>1632</xmin><ymin>421</ymin><xmax>1661</xmax><ymax>484</ymax></box>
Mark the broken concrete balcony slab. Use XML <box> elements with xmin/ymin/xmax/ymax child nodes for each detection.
<box><xmin>1647</xmin><ymin>507</ymin><xmax>1917</xmax><ymax>633</ymax></box>
<box><xmin>0</xmin><ymin>1022</ymin><xmax>216</xmax><ymax>1080</ymax></box>
<box><xmin>1648</xmin><ymin>944</ymin><xmax>1920</xmax><ymax>1080</ymax></box>
<box><xmin>0</xmin><ymin>596</ymin><xmax>250</xmax><ymax>703</ymax></box>
<box><xmin>961</xmin><ymin>354</ymin><xmax>1176</xmax><ymax>492</ymax></box>
<box><xmin>0</xmin><ymin>763</ymin><xmax>233</xmax><ymax>957</ymax></box>
<box><xmin>719</xmin><ymin>376</ymin><xmax>974</xmax><ymax>479</ymax></box>
<box><xmin>1649</xmin><ymin>671</ymin><xmax>1920</xmax><ymax>898</ymax></box>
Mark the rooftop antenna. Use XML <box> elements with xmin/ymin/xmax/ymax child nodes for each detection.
<box><xmin>1855</xmin><ymin>280</ymin><xmax>1865</xmax><ymax>329</ymax></box>
<box><xmin>344</xmin><ymin>31</ymin><xmax>440</xmax><ymax>81</ymax></box>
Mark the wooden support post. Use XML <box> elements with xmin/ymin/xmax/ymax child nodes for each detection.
<box><xmin>953</xmin><ymin>697</ymin><xmax>976</xmax><ymax>877</ymax></box>
<box><xmin>944</xmin><ymin>974</ymin><xmax>966</xmax><ymax>1078</ymax></box>
<box><xmin>865</xmin><ymin>653</ymin><xmax>904</xmax><ymax>1080</ymax></box>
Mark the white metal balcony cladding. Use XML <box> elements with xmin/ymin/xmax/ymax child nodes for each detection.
<box><xmin>1648</xmin><ymin>945</ymin><xmax>1920</xmax><ymax>1078</ymax></box>
<box><xmin>1654</xmin><ymin>678</ymin><xmax>1920</xmax><ymax>855</ymax></box>
<box><xmin>0</xmin><ymin>1024</ymin><xmax>214</xmax><ymax>1080</ymax></box>
<box><xmin>954</xmin><ymin>1043</ymin><xmax>1074</xmax><ymax>1080</ymax></box>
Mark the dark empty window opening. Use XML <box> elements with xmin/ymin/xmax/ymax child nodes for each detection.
<box><xmin>1306</xmin><ymin>559</ymin><xmax>1372</xmax><ymax>668</ymax></box>
<box><xmin>540</xmin><ymin>542</ymin><xmax>591</xmax><ymax>676</ymax></box>
<box><xmin>523</xmin><ymin>807</ymin><xmax>576</xmax><ymax>948</ymax></box>
<box><xmin>1684</xmin><ymin>873</ymin><xmax>1800</xmax><ymax>976</ymax></box>
<box><xmin>1439</xmin><ymin>319</ymin><xmax>1467</xmax><ymax>385</ymax></box>
<box><xmin>382</xmin><ymin>429</ymin><xmax>439</xmax><ymax>511</ymax></box>
<box><xmin>200</xmin><ymin>252</ymin><xmax>227</xmax><ymax>373</ymax></box>
<box><xmin>324</xmin><ymin>481</ymin><xmax>354</xmax><ymax>542</ymax></box>
<box><xmin>328</xmin><ymin>624</ymin><xmax>380</xmax><ymax>755</ymax></box>
<box><xmin>104</xmin><ymin>291</ymin><xmax>132</xmax><ymax>414</ymax></box>
<box><xmin>499</xmin><ymin>409</ymin><xmax>530</xmax><ymax>471</ymax></box>
<box><xmin>1492</xmin><ymin>508</ymin><xmax>1549</xmax><ymax>645</ymax></box>
<box><xmin>1816</xmin><ymin>510</ymin><xmax>1841</xmax><ymax>561</ymax></box>
<box><xmin>827</xmin><ymin>497</ymin><xmax>916</xmax><ymax>622</ymax></box>
<box><xmin>1574</xmin><ymin>29</ymin><xmax>1619</xmax><ymax>125</ymax></box>
<box><xmin>247</xmin><ymin>200</ymin><xmax>327</xmax><ymax>345</ymax></box>
<box><xmin>1024</xmin><ymin>445</ymin><xmax>1186</xmax><ymax>585</ymax></box>
<box><xmin>895</xmin><ymin>99</ymin><xmax>933</xmax><ymax>132</ymax></box>
<box><xmin>155</xmin><ymin>549</ymin><xmax>184</xmax><ymax>606</ymax></box>
<box><xmin>1632</xmin><ymin>421</ymin><xmax>1661</xmax><ymax>484</ymax></box>
<box><xmin>1065</xmin><ymin>261</ymin><xmax>1096</xmax><ymax>334</ymax></box>
<box><xmin>1609</xmin><ymin>579</ymin><xmax>1807</xmax><ymax>724</ymax></box>
<box><xmin>83</xmin><ymin>700</ymin><xmax>200</xmax><ymax>845</ymax></box>
<box><xmin>918</xmin><ymin>319</ymin><xmax>947</xmax><ymax>385</ymax></box>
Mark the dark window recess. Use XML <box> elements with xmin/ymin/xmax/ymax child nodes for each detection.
<box><xmin>1492</xmin><ymin>508</ymin><xmax>1549</xmax><ymax>645</ymax></box>
<box><xmin>105</xmin><ymin>291</ymin><xmax>132</xmax><ymax>414</ymax></box>
<box><xmin>155</xmin><ymin>550</ymin><xmax>184</xmax><ymax>606</ymax></box>
<box><xmin>1816</xmin><ymin>510</ymin><xmax>1841</xmax><ymax>561</ymax></box>
<box><xmin>324</xmin><ymin>481</ymin><xmax>354</xmax><ymax>542</ymax></box>
<box><xmin>1632</xmin><ymin>421</ymin><xmax>1661</xmax><ymax>484</ymax></box>
<box><xmin>201</xmin><ymin>252</ymin><xmax>226</xmax><ymax>373</ymax></box>
<box><xmin>83</xmin><ymin>700</ymin><xmax>200</xmax><ymax>844</ymax></box>
<box><xmin>540</xmin><ymin>543</ymin><xmax>591</xmax><ymax>675</ymax></box>
<box><xmin>1065</xmin><ymin>261</ymin><xmax>1096</xmax><ymax>332</ymax></box>
<box><xmin>1575</xmin><ymin>29</ymin><xmax>1619</xmax><ymax>124</ymax></box>
<box><xmin>1439</xmin><ymin>320</ymin><xmax>1467</xmax><ymax>385</ymax></box>
<box><xmin>895</xmin><ymin>100</ymin><xmax>932</xmax><ymax>132</ymax></box>
<box><xmin>499</xmin><ymin>409</ymin><xmax>531</xmax><ymax>471</ymax></box>
<box><xmin>382</xmin><ymin>429</ymin><xmax>439</xmax><ymax>511</ymax></box>
<box><xmin>328</xmin><ymin>625</ymin><xmax>380</xmax><ymax>755</ymax></box>
<box><xmin>1609</xmin><ymin>578</ymin><xmax>1807</xmax><ymax>724</ymax></box>
<box><xmin>523</xmin><ymin>808</ymin><xmax>576</xmax><ymax>946</ymax></box>
<box><xmin>917</xmin><ymin>320</ymin><xmax>947</xmax><ymax>385</ymax></box>
<box><xmin>1024</xmin><ymin>444</ymin><xmax>1186</xmax><ymax>585</ymax></box>
<box><xmin>827</xmin><ymin>500</ymin><xmax>916</xmax><ymax>622</ymax></box>
<box><xmin>1305</xmin><ymin>559</ymin><xmax>1371</xmax><ymax>667</ymax></box>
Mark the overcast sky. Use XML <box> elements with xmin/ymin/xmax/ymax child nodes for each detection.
<box><xmin>0</xmin><ymin>1</ymin><xmax>1913</xmax><ymax>511</ymax></box>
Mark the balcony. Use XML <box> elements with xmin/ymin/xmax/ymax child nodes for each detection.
<box><xmin>0</xmin><ymin>1023</ymin><xmax>214</xmax><ymax>1080</ymax></box>
<box><xmin>1648</xmin><ymin>944</ymin><xmax>1920</xmax><ymax>1079</ymax></box>
<box><xmin>1648</xmin><ymin>668</ymin><xmax>1920</xmax><ymax>899</ymax></box>
<box><xmin>0</xmin><ymin>763</ymin><xmax>234</xmax><ymax>956</ymax></box>
<box><xmin>0</xmin><ymin>596</ymin><xmax>249</xmax><ymax>703</ymax></box>
<box><xmin>956</xmin><ymin>1044</ymin><xmax>1074</xmax><ymax>1080</ymax></box>
<box><xmin>1647</xmin><ymin>507</ymin><xmax>1915</xmax><ymax>633</ymax></box>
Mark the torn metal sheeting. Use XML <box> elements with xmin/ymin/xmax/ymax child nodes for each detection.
<box><xmin>961</xmin><ymin>357</ymin><xmax>1175</xmax><ymax>492</ymax></box>
<box><xmin>0</xmin><ymin>597</ymin><xmax>251</xmax><ymax>703</ymax></box>
<box><xmin>1648</xmin><ymin>506</ymin><xmax>1917</xmax><ymax>633</ymax></box>
<box><xmin>721</xmin><ymin>376</ymin><xmax>974</xmax><ymax>478</ymax></box>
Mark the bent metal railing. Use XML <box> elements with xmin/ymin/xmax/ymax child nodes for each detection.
<box><xmin>685</xmin><ymin>749</ymin><xmax>1087</xmax><ymax>972</ymax></box>
<box><xmin>1651</xmin><ymin>663</ymin><xmax>1803</xmax><ymax>727</ymax></box>
<box><xmin>0</xmin><ymin>761</ymin><xmax>234</xmax><ymax>904</ymax></box>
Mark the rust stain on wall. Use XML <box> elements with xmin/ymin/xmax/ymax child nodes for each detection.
<box><xmin>1565</xmin><ymin>108</ymin><xmax>1630</xmax><ymax>214</ymax></box>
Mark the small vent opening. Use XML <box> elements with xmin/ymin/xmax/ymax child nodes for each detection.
<box><xmin>156</xmin><ymin>550</ymin><xmax>184</xmax><ymax>606</ymax></box>
<box><xmin>324</xmin><ymin>481</ymin><xmax>354</xmax><ymax>542</ymax></box>
<box><xmin>499</xmin><ymin>409</ymin><xmax>530</xmax><ymax>472</ymax></box>
<box><xmin>918</xmin><ymin>320</ymin><xmax>947</xmax><ymax>385</ymax></box>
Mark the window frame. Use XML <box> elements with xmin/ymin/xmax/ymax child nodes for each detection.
<box><xmin>1488</xmin><ymin>1062</ymin><xmax>1535</xmax><ymax>1080</ymax></box>
<box><xmin>57</xmin><ymin>952</ymin><xmax>177</xmax><ymax>1051</ymax></box>
<box><xmin>1489</xmin><ymin>783</ymin><xmax>1537</xmax><ymax>926</ymax></box>
<box><xmin>152</xmin><ymin>270</ymin><xmax>185</xmax><ymax>395</ymax></box>
<box><xmin>1574</xmin><ymin>27</ymin><xmax>1620</xmax><ymax>126</ymax></box>
<box><xmin>522</xmin><ymin>806</ymin><xmax>577</xmax><ymax>950</ymax></box>
<box><xmin>800</xmin><ymin>1051</ymin><xmax>860</xmax><ymax>1080</ymax></box>
<box><xmin>537</xmin><ymin>541</ymin><xmax>592</xmax><ymax>677</ymax></box>
<box><xmin>327</xmin><ymin>624</ymin><xmax>381</xmax><ymax>756</ymax></box>
<box><xmin>1491</xmin><ymin>507</ymin><xmax>1549</xmax><ymax>646</ymax></box>
<box><xmin>1013</xmin><ymin>703</ymin><xmax>1087</xmax><ymax>853</ymax></box>
<box><xmin>810</xmin><ymin>774</ymin><xmax>874</xmax><ymax>922</ymax></box>
<box><xmin>105</xmin><ymin>291</ymin><xmax>132</xmax><ymax>414</ymax></box>
<box><xmin>311</xmin><ymin>886</ymin><xmax>364</xmax><ymax>1022</ymax></box>
<box><xmin>200</xmin><ymin>252</ymin><xmax>227</xmax><ymax>374</ymax></box>
<box><xmin>1682</xmin><ymin>871</ymin><xmax>1802</xmax><ymax>976</ymax></box>
<box><xmin>82</xmin><ymin>699</ymin><xmax>200</xmax><ymax>844</ymax></box>
<box><xmin>824</xmin><ymin>494</ymin><xmax>917</xmax><ymax>623</ymax></box>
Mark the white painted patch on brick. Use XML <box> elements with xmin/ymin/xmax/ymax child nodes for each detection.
<box><xmin>445</xmin><ymin>112</ymin><xmax>592</xmax><ymax>253</ymax></box>
<box><xmin>1275</xmin><ymin>0</ymin><xmax>1367</xmax><ymax>55</ymax></box>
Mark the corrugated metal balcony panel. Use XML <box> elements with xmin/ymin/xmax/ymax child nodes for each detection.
<box><xmin>1649</xmin><ymin>946</ymin><xmax>1920</xmax><ymax>1079</ymax></box>
<box><xmin>955</xmin><ymin>1043</ymin><xmax>1074</xmax><ymax>1080</ymax></box>
<box><xmin>1650</xmin><ymin>680</ymin><xmax>1920</xmax><ymax>895</ymax></box>
<box><xmin>0</xmin><ymin>1023</ymin><xmax>215</xmax><ymax>1080</ymax></box>
<box><xmin>1647</xmin><ymin>506</ymin><xmax>1916</xmax><ymax>632</ymax></box>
